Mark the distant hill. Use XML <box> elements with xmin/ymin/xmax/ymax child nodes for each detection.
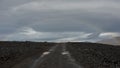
<box><xmin>97</xmin><ymin>37</ymin><xmax>120</xmax><ymax>45</ymax></box>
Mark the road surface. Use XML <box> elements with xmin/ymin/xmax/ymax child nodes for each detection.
<box><xmin>12</xmin><ymin>43</ymin><xmax>82</xmax><ymax>68</ymax></box>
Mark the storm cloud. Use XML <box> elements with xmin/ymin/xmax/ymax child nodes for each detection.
<box><xmin>0</xmin><ymin>0</ymin><xmax>120</xmax><ymax>42</ymax></box>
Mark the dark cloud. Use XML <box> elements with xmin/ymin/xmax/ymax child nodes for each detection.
<box><xmin>0</xmin><ymin>0</ymin><xmax>120</xmax><ymax>41</ymax></box>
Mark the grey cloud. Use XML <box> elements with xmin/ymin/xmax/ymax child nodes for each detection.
<box><xmin>0</xmin><ymin>0</ymin><xmax>33</xmax><ymax>10</ymax></box>
<box><xmin>3</xmin><ymin>27</ymin><xmax>93</xmax><ymax>42</ymax></box>
<box><xmin>99</xmin><ymin>32</ymin><xmax>120</xmax><ymax>38</ymax></box>
<box><xmin>0</xmin><ymin>0</ymin><xmax>120</xmax><ymax>41</ymax></box>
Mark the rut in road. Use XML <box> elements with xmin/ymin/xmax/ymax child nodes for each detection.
<box><xmin>31</xmin><ymin>43</ymin><xmax>82</xmax><ymax>68</ymax></box>
<box><xmin>30</xmin><ymin>45</ymin><xmax>59</xmax><ymax>68</ymax></box>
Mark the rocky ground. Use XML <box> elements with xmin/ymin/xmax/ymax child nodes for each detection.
<box><xmin>66</xmin><ymin>42</ymin><xmax>120</xmax><ymax>68</ymax></box>
<box><xmin>0</xmin><ymin>41</ymin><xmax>55</xmax><ymax>68</ymax></box>
<box><xmin>0</xmin><ymin>41</ymin><xmax>120</xmax><ymax>68</ymax></box>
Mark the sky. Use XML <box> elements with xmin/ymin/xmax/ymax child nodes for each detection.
<box><xmin>0</xmin><ymin>0</ymin><xmax>120</xmax><ymax>42</ymax></box>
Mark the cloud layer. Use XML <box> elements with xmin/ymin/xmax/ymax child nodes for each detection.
<box><xmin>3</xmin><ymin>27</ymin><xmax>93</xmax><ymax>42</ymax></box>
<box><xmin>0</xmin><ymin>0</ymin><xmax>120</xmax><ymax>42</ymax></box>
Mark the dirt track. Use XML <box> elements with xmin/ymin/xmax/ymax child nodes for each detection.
<box><xmin>0</xmin><ymin>41</ymin><xmax>120</xmax><ymax>68</ymax></box>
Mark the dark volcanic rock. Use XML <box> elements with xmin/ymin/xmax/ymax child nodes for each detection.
<box><xmin>0</xmin><ymin>41</ymin><xmax>54</xmax><ymax>68</ymax></box>
<box><xmin>0</xmin><ymin>41</ymin><xmax>120</xmax><ymax>68</ymax></box>
<box><xmin>66</xmin><ymin>42</ymin><xmax>120</xmax><ymax>68</ymax></box>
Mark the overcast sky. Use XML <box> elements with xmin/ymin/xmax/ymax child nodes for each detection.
<box><xmin>0</xmin><ymin>0</ymin><xmax>120</xmax><ymax>42</ymax></box>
